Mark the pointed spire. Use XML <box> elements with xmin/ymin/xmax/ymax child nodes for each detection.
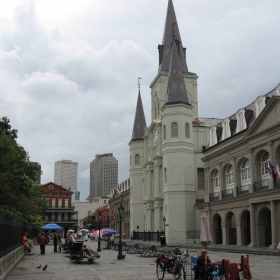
<box><xmin>166</xmin><ymin>39</ymin><xmax>189</xmax><ymax>104</ymax></box>
<box><xmin>131</xmin><ymin>90</ymin><xmax>146</xmax><ymax>141</ymax></box>
<box><xmin>158</xmin><ymin>0</ymin><xmax>188</xmax><ymax>73</ymax></box>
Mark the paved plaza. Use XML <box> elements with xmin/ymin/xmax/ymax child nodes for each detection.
<box><xmin>6</xmin><ymin>240</ymin><xmax>280</xmax><ymax>280</ymax></box>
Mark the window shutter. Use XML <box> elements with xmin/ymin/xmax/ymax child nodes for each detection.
<box><xmin>171</xmin><ymin>122</ymin><xmax>178</xmax><ymax>138</ymax></box>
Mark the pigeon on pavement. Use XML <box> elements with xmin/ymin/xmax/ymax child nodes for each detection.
<box><xmin>42</xmin><ymin>265</ymin><xmax>48</xmax><ymax>271</ymax></box>
<box><xmin>36</xmin><ymin>265</ymin><xmax>41</xmax><ymax>269</ymax></box>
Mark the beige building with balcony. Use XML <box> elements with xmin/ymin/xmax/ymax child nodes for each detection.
<box><xmin>203</xmin><ymin>87</ymin><xmax>280</xmax><ymax>248</ymax></box>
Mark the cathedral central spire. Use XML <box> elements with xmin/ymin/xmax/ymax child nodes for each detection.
<box><xmin>158</xmin><ymin>0</ymin><xmax>188</xmax><ymax>73</ymax></box>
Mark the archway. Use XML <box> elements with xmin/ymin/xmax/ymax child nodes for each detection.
<box><xmin>240</xmin><ymin>210</ymin><xmax>251</xmax><ymax>245</ymax></box>
<box><xmin>225</xmin><ymin>212</ymin><xmax>237</xmax><ymax>245</ymax></box>
<box><xmin>258</xmin><ymin>207</ymin><xmax>271</xmax><ymax>247</ymax></box>
<box><xmin>212</xmin><ymin>214</ymin><xmax>222</xmax><ymax>244</ymax></box>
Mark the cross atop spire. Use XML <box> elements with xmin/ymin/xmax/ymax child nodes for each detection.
<box><xmin>158</xmin><ymin>0</ymin><xmax>188</xmax><ymax>73</ymax></box>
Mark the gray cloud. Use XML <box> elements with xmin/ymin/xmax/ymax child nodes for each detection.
<box><xmin>0</xmin><ymin>0</ymin><xmax>280</xmax><ymax>200</ymax></box>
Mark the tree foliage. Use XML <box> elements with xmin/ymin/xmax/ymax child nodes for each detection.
<box><xmin>0</xmin><ymin>117</ymin><xmax>48</xmax><ymax>227</ymax></box>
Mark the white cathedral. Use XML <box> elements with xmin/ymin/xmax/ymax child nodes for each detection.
<box><xmin>129</xmin><ymin>0</ymin><xmax>220</xmax><ymax>244</ymax></box>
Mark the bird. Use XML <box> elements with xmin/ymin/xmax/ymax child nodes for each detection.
<box><xmin>36</xmin><ymin>265</ymin><xmax>41</xmax><ymax>269</ymax></box>
<box><xmin>42</xmin><ymin>265</ymin><xmax>48</xmax><ymax>271</ymax></box>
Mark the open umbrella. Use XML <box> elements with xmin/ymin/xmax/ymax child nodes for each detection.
<box><xmin>67</xmin><ymin>229</ymin><xmax>75</xmax><ymax>233</ymax></box>
<box><xmin>41</xmin><ymin>223</ymin><xmax>63</xmax><ymax>231</ymax></box>
<box><xmin>92</xmin><ymin>230</ymin><xmax>105</xmax><ymax>237</ymax></box>
<box><xmin>80</xmin><ymin>229</ymin><xmax>89</xmax><ymax>232</ymax></box>
<box><xmin>101</xmin><ymin>228</ymin><xmax>118</xmax><ymax>234</ymax></box>
<box><xmin>200</xmin><ymin>212</ymin><xmax>212</xmax><ymax>249</ymax></box>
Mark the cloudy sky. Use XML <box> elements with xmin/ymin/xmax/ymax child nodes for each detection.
<box><xmin>1</xmin><ymin>0</ymin><xmax>280</xmax><ymax>201</ymax></box>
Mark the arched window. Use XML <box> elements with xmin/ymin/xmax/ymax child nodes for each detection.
<box><xmin>225</xmin><ymin>165</ymin><xmax>233</xmax><ymax>188</ymax></box>
<box><xmin>185</xmin><ymin>123</ymin><xmax>190</xmax><ymax>138</ymax></box>
<box><xmin>135</xmin><ymin>154</ymin><xmax>140</xmax><ymax>165</ymax></box>
<box><xmin>261</xmin><ymin>151</ymin><xmax>270</xmax><ymax>176</ymax></box>
<box><xmin>209</xmin><ymin>127</ymin><xmax>217</xmax><ymax>146</ymax></box>
<box><xmin>171</xmin><ymin>122</ymin><xmax>178</xmax><ymax>138</ymax></box>
<box><xmin>236</xmin><ymin>109</ymin><xmax>247</xmax><ymax>133</ymax></box>
<box><xmin>164</xmin><ymin>168</ymin><xmax>167</xmax><ymax>183</ymax></box>
<box><xmin>212</xmin><ymin>170</ymin><xmax>220</xmax><ymax>191</ymax></box>
<box><xmin>163</xmin><ymin>125</ymin><xmax>166</xmax><ymax>140</ymax></box>
<box><xmin>222</xmin><ymin>119</ymin><xmax>230</xmax><ymax>140</ymax></box>
<box><xmin>240</xmin><ymin>159</ymin><xmax>251</xmax><ymax>184</ymax></box>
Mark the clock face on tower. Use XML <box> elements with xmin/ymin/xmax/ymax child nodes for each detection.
<box><xmin>48</xmin><ymin>185</ymin><xmax>53</xmax><ymax>190</ymax></box>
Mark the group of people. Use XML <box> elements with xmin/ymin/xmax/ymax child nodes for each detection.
<box><xmin>38</xmin><ymin>232</ymin><xmax>63</xmax><ymax>255</ymax></box>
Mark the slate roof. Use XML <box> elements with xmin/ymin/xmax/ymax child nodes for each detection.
<box><xmin>158</xmin><ymin>0</ymin><xmax>188</xmax><ymax>73</ymax></box>
<box><xmin>166</xmin><ymin>40</ymin><xmax>189</xmax><ymax>104</ymax></box>
<box><xmin>131</xmin><ymin>91</ymin><xmax>146</xmax><ymax>141</ymax></box>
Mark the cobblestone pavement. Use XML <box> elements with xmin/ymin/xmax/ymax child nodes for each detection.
<box><xmin>6</xmin><ymin>241</ymin><xmax>280</xmax><ymax>280</ymax></box>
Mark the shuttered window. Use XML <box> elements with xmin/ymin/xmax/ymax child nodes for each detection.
<box><xmin>185</xmin><ymin>123</ymin><xmax>190</xmax><ymax>138</ymax></box>
<box><xmin>135</xmin><ymin>154</ymin><xmax>140</xmax><ymax>165</ymax></box>
<box><xmin>171</xmin><ymin>122</ymin><xmax>178</xmax><ymax>138</ymax></box>
<box><xmin>197</xmin><ymin>168</ymin><xmax>204</xmax><ymax>190</ymax></box>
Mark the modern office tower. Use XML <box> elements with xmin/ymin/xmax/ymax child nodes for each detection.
<box><xmin>90</xmin><ymin>153</ymin><xmax>118</xmax><ymax>197</ymax></box>
<box><xmin>54</xmin><ymin>160</ymin><xmax>78</xmax><ymax>192</ymax></box>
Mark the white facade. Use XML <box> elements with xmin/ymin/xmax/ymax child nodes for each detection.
<box><xmin>54</xmin><ymin>160</ymin><xmax>78</xmax><ymax>192</ymax></box>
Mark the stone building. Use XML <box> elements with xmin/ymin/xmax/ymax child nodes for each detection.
<box><xmin>129</xmin><ymin>0</ymin><xmax>220</xmax><ymax>244</ymax></box>
<box><xmin>203</xmin><ymin>86</ymin><xmax>280</xmax><ymax>248</ymax></box>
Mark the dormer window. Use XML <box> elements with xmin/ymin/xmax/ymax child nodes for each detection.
<box><xmin>236</xmin><ymin>109</ymin><xmax>246</xmax><ymax>133</ymax></box>
<box><xmin>222</xmin><ymin>119</ymin><xmax>230</xmax><ymax>140</ymax></box>
<box><xmin>255</xmin><ymin>96</ymin><xmax>265</xmax><ymax>117</ymax></box>
<box><xmin>209</xmin><ymin>126</ymin><xmax>217</xmax><ymax>146</ymax></box>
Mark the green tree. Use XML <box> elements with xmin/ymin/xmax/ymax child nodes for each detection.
<box><xmin>0</xmin><ymin>117</ymin><xmax>47</xmax><ymax>227</ymax></box>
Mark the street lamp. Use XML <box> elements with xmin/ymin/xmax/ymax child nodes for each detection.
<box><xmin>163</xmin><ymin>216</ymin><xmax>166</xmax><ymax>236</ymax></box>
<box><xmin>97</xmin><ymin>210</ymin><xmax>102</xmax><ymax>252</ymax></box>
<box><xmin>117</xmin><ymin>202</ymin><xmax>126</xmax><ymax>259</ymax></box>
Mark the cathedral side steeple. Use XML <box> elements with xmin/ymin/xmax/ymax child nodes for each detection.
<box><xmin>166</xmin><ymin>39</ymin><xmax>190</xmax><ymax>105</ymax></box>
<box><xmin>131</xmin><ymin>90</ymin><xmax>146</xmax><ymax>141</ymax></box>
<box><xmin>158</xmin><ymin>0</ymin><xmax>188</xmax><ymax>73</ymax></box>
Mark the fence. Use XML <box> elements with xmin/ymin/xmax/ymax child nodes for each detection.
<box><xmin>133</xmin><ymin>230</ymin><xmax>164</xmax><ymax>242</ymax></box>
<box><xmin>186</xmin><ymin>230</ymin><xmax>201</xmax><ymax>239</ymax></box>
<box><xmin>0</xmin><ymin>215</ymin><xmax>37</xmax><ymax>258</ymax></box>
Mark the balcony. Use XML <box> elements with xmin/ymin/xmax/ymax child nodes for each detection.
<box><xmin>253</xmin><ymin>179</ymin><xmax>269</xmax><ymax>192</ymax></box>
<box><xmin>236</xmin><ymin>185</ymin><xmax>249</xmax><ymax>196</ymax></box>
<box><xmin>210</xmin><ymin>192</ymin><xmax>219</xmax><ymax>201</ymax></box>
<box><xmin>222</xmin><ymin>189</ymin><xmax>233</xmax><ymax>199</ymax></box>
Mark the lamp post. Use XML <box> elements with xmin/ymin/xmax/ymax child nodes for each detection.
<box><xmin>163</xmin><ymin>216</ymin><xmax>166</xmax><ymax>236</ymax></box>
<box><xmin>97</xmin><ymin>210</ymin><xmax>102</xmax><ymax>252</ymax></box>
<box><xmin>117</xmin><ymin>202</ymin><xmax>126</xmax><ymax>259</ymax></box>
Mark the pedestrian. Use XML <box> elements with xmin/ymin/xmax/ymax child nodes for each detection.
<box><xmin>39</xmin><ymin>232</ymin><xmax>46</xmax><ymax>255</ymax></box>
<box><xmin>22</xmin><ymin>232</ymin><xmax>34</xmax><ymax>255</ymax></box>
<box><xmin>58</xmin><ymin>234</ymin><xmax>62</xmax><ymax>252</ymax></box>
<box><xmin>111</xmin><ymin>234</ymin><xmax>115</xmax><ymax>246</ymax></box>
<box><xmin>123</xmin><ymin>232</ymin><xmax>126</xmax><ymax>239</ymax></box>
<box><xmin>130</xmin><ymin>231</ymin><xmax>133</xmax><ymax>241</ymax></box>
<box><xmin>53</xmin><ymin>233</ymin><xmax>58</xmax><ymax>253</ymax></box>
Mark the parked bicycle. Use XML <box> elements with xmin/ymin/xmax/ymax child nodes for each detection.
<box><xmin>156</xmin><ymin>251</ymin><xmax>186</xmax><ymax>280</ymax></box>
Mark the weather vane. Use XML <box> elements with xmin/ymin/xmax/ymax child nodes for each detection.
<box><xmin>138</xmin><ymin>77</ymin><xmax>141</xmax><ymax>91</ymax></box>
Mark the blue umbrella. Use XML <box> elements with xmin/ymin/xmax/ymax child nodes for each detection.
<box><xmin>102</xmin><ymin>228</ymin><xmax>118</xmax><ymax>234</ymax></box>
<box><xmin>41</xmin><ymin>223</ymin><xmax>63</xmax><ymax>231</ymax></box>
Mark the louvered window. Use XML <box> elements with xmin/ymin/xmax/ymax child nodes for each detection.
<box><xmin>197</xmin><ymin>168</ymin><xmax>204</xmax><ymax>190</ymax></box>
<box><xmin>163</xmin><ymin>125</ymin><xmax>166</xmax><ymax>140</ymax></box>
<box><xmin>135</xmin><ymin>154</ymin><xmax>140</xmax><ymax>165</ymax></box>
<box><xmin>171</xmin><ymin>122</ymin><xmax>178</xmax><ymax>138</ymax></box>
<box><xmin>185</xmin><ymin>123</ymin><xmax>190</xmax><ymax>138</ymax></box>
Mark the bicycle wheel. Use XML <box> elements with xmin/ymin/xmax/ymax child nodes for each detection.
<box><xmin>156</xmin><ymin>263</ymin><xmax>165</xmax><ymax>280</ymax></box>
<box><xmin>174</xmin><ymin>262</ymin><xmax>186</xmax><ymax>280</ymax></box>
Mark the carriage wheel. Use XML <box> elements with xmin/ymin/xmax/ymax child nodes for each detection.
<box><xmin>157</xmin><ymin>263</ymin><xmax>165</xmax><ymax>280</ymax></box>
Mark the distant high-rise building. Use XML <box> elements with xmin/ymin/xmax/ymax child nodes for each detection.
<box><xmin>54</xmin><ymin>160</ymin><xmax>78</xmax><ymax>192</ymax></box>
<box><xmin>90</xmin><ymin>153</ymin><xmax>118</xmax><ymax>197</ymax></box>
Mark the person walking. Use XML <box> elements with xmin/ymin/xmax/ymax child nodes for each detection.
<box><xmin>53</xmin><ymin>233</ymin><xmax>58</xmax><ymax>253</ymax></box>
<box><xmin>39</xmin><ymin>232</ymin><xmax>46</xmax><ymax>255</ymax></box>
<box><xmin>130</xmin><ymin>231</ymin><xmax>133</xmax><ymax>241</ymax></box>
<box><xmin>22</xmin><ymin>232</ymin><xmax>34</xmax><ymax>255</ymax></box>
